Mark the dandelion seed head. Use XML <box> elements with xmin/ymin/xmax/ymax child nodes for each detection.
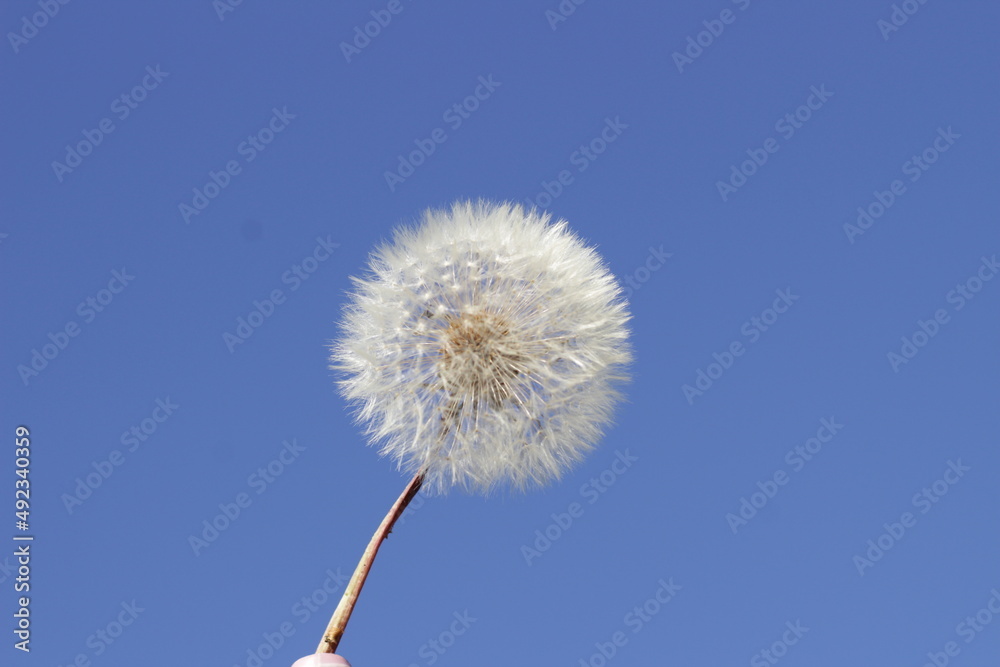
<box><xmin>332</xmin><ymin>201</ymin><xmax>632</xmax><ymax>494</ymax></box>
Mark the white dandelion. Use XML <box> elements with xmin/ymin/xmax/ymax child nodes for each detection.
<box><xmin>316</xmin><ymin>200</ymin><xmax>631</xmax><ymax>655</ymax></box>
<box><xmin>334</xmin><ymin>200</ymin><xmax>632</xmax><ymax>492</ymax></box>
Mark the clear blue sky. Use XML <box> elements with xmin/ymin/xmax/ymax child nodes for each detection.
<box><xmin>3</xmin><ymin>2</ymin><xmax>999</xmax><ymax>666</ymax></box>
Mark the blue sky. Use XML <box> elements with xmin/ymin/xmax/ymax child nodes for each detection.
<box><xmin>2</xmin><ymin>1</ymin><xmax>999</xmax><ymax>666</ymax></box>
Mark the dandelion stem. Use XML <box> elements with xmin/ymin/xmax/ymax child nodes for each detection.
<box><xmin>316</xmin><ymin>471</ymin><xmax>425</xmax><ymax>654</ymax></box>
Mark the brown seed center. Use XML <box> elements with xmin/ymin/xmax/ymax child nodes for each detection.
<box><xmin>437</xmin><ymin>312</ymin><xmax>522</xmax><ymax>407</ymax></box>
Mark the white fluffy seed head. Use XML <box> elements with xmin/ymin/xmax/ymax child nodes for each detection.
<box><xmin>331</xmin><ymin>201</ymin><xmax>632</xmax><ymax>494</ymax></box>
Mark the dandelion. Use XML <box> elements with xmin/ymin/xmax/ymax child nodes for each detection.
<box><xmin>317</xmin><ymin>200</ymin><xmax>631</xmax><ymax>654</ymax></box>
